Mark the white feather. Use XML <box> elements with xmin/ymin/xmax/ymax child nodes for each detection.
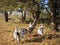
<box><xmin>38</xmin><ymin>28</ymin><xmax>43</xmax><ymax>36</ymax></box>
<box><xmin>29</xmin><ymin>22</ymin><xmax>33</xmax><ymax>27</ymax></box>
<box><xmin>38</xmin><ymin>24</ymin><xmax>43</xmax><ymax>36</ymax></box>
<box><xmin>13</xmin><ymin>27</ymin><xmax>20</xmax><ymax>42</ymax></box>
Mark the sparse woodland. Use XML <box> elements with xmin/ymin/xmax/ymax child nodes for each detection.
<box><xmin>0</xmin><ymin>0</ymin><xmax>60</xmax><ymax>45</ymax></box>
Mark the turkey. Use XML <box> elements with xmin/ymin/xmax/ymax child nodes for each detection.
<box><xmin>13</xmin><ymin>27</ymin><xmax>20</xmax><ymax>42</ymax></box>
<box><xmin>28</xmin><ymin>22</ymin><xmax>33</xmax><ymax>33</ymax></box>
<box><xmin>18</xmin><ymin>28</ymin><xmax>27</xmax><ymax>42</ymax></box>
<box><xmin>38</xmin><ymin>24</ymin><xmax>44</xmax><ymax>36</ymax></box>
<box><xmin>20</xmin><ymin>28</ymin><xmax>27</xmax><ymax>38</ymax></box>
<box><xmin>29</xmin><ymin>22</ymin><xmax>33</xmax><ymax>28</ymax></box>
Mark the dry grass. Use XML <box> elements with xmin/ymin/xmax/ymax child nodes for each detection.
<box><xmin>0</xmin><ymin>15</ymin><xmax>60</xmax><ymax>45</ymax></box>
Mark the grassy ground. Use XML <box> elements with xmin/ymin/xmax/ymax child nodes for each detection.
<box><xmin>0</xmin><ymin>15</ymin><xmax>60</xmax><ymax>45</ymax></box>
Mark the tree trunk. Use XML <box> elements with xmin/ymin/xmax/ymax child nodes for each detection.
<box><xmin>22</xmin><ymin>11</ymin><xmax>26</xmax><ymax>23</ymax></box>
<box><xmin>4</xmin><ymin>11</ymin><xmax>8</xmax><ymax>22</ymax></box>
<box><xmin>28</xmin><ymin>19</ymin><xmax>37</xmax><ymax>33</ymax></box>
<box><xmin>49</xmin><ymin>0</ymin><xmax>58</xmax><ymax>31</ymax></box>
<box><xmin>28</xmin><ymin>3</ymin><xmax>41</xmax><ymax>33</ymax></box>
<box><xmin>32</xmin><ymin>10</ymin><xmax>35</xmax><ymax>19</ymax></box>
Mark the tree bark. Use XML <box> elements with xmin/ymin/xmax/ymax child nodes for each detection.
<box><xmin>32</xmin><ymin>10</ymin><xmax>35</xmax><ymax>19</ymax></box>
<box><xmin>49</xmin><ymin>0</ymin><xmax>58</xmax><ymax>31</ymax></box>
<box><xmin>22</xmin><ymin>11</ymin><xmax>26</xmax><ymax>23</ymax></box>
<box><xmin>28</xmin><ymin>3</ymin><xmax>41</xmax><ymax>33</ymax></box>
<box><xmin>28</xmin><ymin>19</ymin><xmax>37</xmax><ymax>33</ymax></box>
<box><xmin>4</xmin><ymin>11</ymin><xmax>8</xmax><ymax>22</ymax></box>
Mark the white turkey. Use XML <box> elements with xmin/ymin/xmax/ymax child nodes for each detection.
<box><xmin>13</xmin><ymin>27</ymin><xmax>20</xmax><ymax>42</ymax></box>
<box><xmin>28</xmin><ymin>22</ymin><xmax>33</xmax><ymax>33</ymax></box>
<box><xmin>29</xmin><ymin>22</ymin><xmax>33</xmax><ymax>27</ymax></box>
<box><xmin>38</xmin><ymin>24</ymin><xmax>44</xmax><ymax>36</ymax></box>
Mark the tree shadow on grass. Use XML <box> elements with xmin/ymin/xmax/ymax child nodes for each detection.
<box><xmin>25</xmin><ymin>35</ymin><xmax>45</xmax><ymax>43</ymax></box>
<box><xmin>32</xmin><ymin>34</ymin><xmax>40</xmax><ymax>37</ymax></box>
<box><xmin>25</xmin><ymin>33</ymin><xmax>60</xmax><ymax>43</ymax></box>
<box><xmin>25</xmin><ymin>37</ymin><xmax>43</xmax><ymax>42</ymax></box>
